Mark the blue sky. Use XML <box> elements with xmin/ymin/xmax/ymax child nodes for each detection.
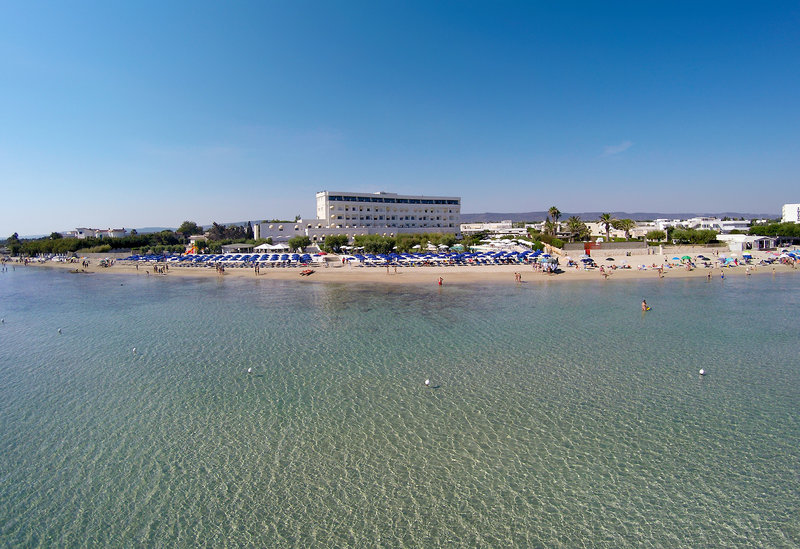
<box><xmin>2</xmin><ymin>1</ymin><xmax>798</xmax><ymax>236</ymax></box>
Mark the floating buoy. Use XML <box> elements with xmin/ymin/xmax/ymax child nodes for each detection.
<box><xmin>58</xmin><ymin>328</ymin><xmax>62</xmax><ymax>334</ymax></box>
<box><xmin>699</xmin><ymin>369</ymin><xmax>706</xmax><ymax>376</ymax></box>
<box><xmin>247</xmin><ymin>367</ymin><xmax>252</xmax><ymax>374</ymax></box>
<box><xmin>424</xmin><ymin>379</ymin><xmax>430</xmax><ymax>387</ymax></box>
<box><xmin>132</xmin><ymin>347</ymin><xmax>137</xmax><ymax>354</ymax></box>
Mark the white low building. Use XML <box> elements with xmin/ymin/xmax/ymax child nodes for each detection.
<box><xmin>65</xmin><ymin>227</ymin><xmax>128</xmax><ymax>239</ymax></box>
<box><xmin>460</xmin><ymin>220</ymin><xmax>527</xmax><ymax>236</ymax></box>
<box><xmin>653</xmin><ymin>217</ymin><xmax>750</xmax><ymax>234</ymax></box>
<box><xmin>716</xmin><ymin>234</ymin><xmax>776</xmax><ymax>252</ymax></box>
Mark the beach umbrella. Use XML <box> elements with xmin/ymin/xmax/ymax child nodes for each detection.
<box><xmin>672</xmin><ymin>257</ymin><xmax>681</xmax><ymax>261</ymax></box>
<box><xmin>606</xmin><ymin>257</ymin><xmax>615</xmax><ymax>261</ymax></box>
<box><xmin>681</xmin><ymin>255</ymin><xmax>691</xmax><ymax>261</ymax></box>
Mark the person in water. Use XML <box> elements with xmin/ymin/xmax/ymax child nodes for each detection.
<box><xmin>641</xmin><ymin>299</ymin><xmax>648</xmax><ymax>311</ymax></box>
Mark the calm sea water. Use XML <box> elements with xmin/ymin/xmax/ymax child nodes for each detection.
<box><xmin>1</xmin><ymin>267</ymin><xmax>798</xmax><ymax>547</ymax></box>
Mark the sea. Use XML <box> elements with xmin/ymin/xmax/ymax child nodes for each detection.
<box><xmin>1</xmin><ymin>266</ymin><xmax>798</xmax><ymax>547</ymax></box>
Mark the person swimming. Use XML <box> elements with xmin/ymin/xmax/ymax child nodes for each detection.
<box><xmin>642</xmin><ymin>299</ymin><xmax>648</xmax><ymax>312</ymax></box>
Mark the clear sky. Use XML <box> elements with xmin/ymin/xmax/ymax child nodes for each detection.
<box><xmin>2</xmin><ymin>1</ymin><xmax>798</xmax><ymax>236</ymax></box>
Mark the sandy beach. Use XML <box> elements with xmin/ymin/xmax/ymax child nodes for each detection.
<box><xmin>16</xmin><ymin>254</ymin><xmax>798</xmax><ymax>285</ymax></box>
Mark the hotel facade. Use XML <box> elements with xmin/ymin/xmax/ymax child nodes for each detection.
<box><xmin>253</xmin><ymin>191</ymin><xmax>461</xmax><ymax>244</ymax></box>
<box><xmin>315</xmin><ymin>191</ymin><xmax>460</xmax><ymax>232</ymax></box>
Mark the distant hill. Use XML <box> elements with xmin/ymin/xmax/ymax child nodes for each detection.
<box><xmin>460</xmin><ymin>211</ymin><xmax>779</xmax><ymax>223</ymax></box>
<box><xmin>133</xmin><ymin>226</ymin><xmax>176</xmax><ymax>234</ymax></box>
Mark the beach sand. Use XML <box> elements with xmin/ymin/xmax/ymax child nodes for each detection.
<box><xmin>17</xmin><ymin>255</ymin><xmax>797</xmax><ymax>285</ymax></box>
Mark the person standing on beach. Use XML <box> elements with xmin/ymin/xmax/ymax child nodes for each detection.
<box><xmin>438</xmin><ymin>276</ymin><xmax>443</xmax><ymax>286</ymax></box>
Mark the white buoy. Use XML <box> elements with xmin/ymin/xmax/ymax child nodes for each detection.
<box><xmin>424</xmin><ymin>379</ymin><xmax>430</xmax><ymax>387</ymax></box>
<box><xmin>132</xmin><ymin>347</ymin><xmax>137</xmax><ymax>354</ymax></box>
<box><xmin>247</xmin><ymin>367</ymin><xmax>252</xmax><ymax>374</ymax></box>
<box><xmin>699</xmin><ymin>369</ymin><xmax>705</xmax><ymax>376</ymax></box>
<box><xmin>58</xmin><ymin>328</ymin><xmax>62</xmax><ymax>334</ymax></box>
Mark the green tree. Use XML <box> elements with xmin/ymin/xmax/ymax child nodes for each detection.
<box><xmin>322</xmin><ymin>234</ymin><xmax>349</xmax><ymax>253</ymax></box>
<box><xmin>353</xmin><ymin>234</ymin><xmax>396</xmax><ymax>254</ymax></box>
<box><xmin>49</xmin><ymin>232</ymin><xmax>62</xmax><ymax>240</ymax></box>
<box><xmin>670</xmin><ymin>228</ymin><xmax>718</xmax><ymax>244</ymax></box>
<box><xmin>439</xmin><ymin>234</ymin><xmax>457</xmax><ymax>248</ymax></box>
<box><xmin>6</xmin><ymin>233</ymin><xmax>21</xmax><ymax>256</ymax></box>
<box><xmin>645</xmin><ymin>230</ymin><xmax>666</xmax><ymax>242</ymax></box>
<box><xmin>565</xmin><ymin>216</ymin><xmax>589</xmax><ymax>242</ymax></box>
<box><xmin>749</xmin><ymin>222</ymin><xmax>800</xmax><ymax>238</ymax></box>
<box><xmin>613</xmin><ymin>218</ymin><xmax>636</xmax><ymax>239</ymax></box>
<box><xmin>288</xmin><ymin>235</ymin><xmax>311</xmax><ymax>252</ymax></box>
<box><xmin>192</xmin><ymin>239</ymin><xmax>208</xmax><ymax>253</ymax></box>
<box><xmin>207</xmin><ymin>222</ymin><xmax>226</xmax><ymax>241</ymax></box>
<box><xmin>599</xmin><ymin>213</ymin><xmax>615</xmax><ymax>242</ymax></box>
<box><xmin>177</xmin><ymin>221</ymin><xmax>203</xmax><ymax>235</ymax></box>
<box><xmin>245</xmin><ymin>221</ymin><xmax>254</xmax><ymax>240</ymax></box>
<box><xmin>548</xmin><ymin>206</ymin><xmax>561</xmax><ymax>224</ymax></box>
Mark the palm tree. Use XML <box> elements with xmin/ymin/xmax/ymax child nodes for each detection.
<box><xmin>565</xmin><ymin>216</ymin><xmax>584</xmax><ymax>242</ymax></box>
<box><xmin>548</xmin><ymin>206</ymin><xmax>561</xmax><ymax>225</ymax></box>
<box><xmin>599</xmin><ymin>213</ymin><xmax>615</xmax><ymax>242</ymax></box>
<box><xmin>614</xmin><ymin>218</ymin><xmax>636</xmax><ymax>239</ymax></box>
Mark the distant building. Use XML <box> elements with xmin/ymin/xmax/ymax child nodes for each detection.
<box><xmin>316</xmin><ymin>191</ymin><xmax>460</xmax><ymax>233</ymax></box>
<box><xmin>716</xmin><ymin>234</ymin><xmax>777</xmax><ymax>252</ymax></box>
<box><xmin>460</xmin><ymin>220</ymin><xmax>527</xmax><ymax>236</ymax></box>
<box><xmin>253</xmin><ymin>190</ymin><xmax>461</xmax><ymax>245</ymax></box>
<box><xmin>782</xmin><ymin>203</ymin><xmax>800</xmax><ymax>223</ymax></box>
<box><xmin>653</xmin><ymin>217</ymin><xmax>750</xmax><ymax>234</ymax></box>
<box><xmin>65</xmin><ymin>227</ymin><xmax>128</xmax><ymax>239</ymax></box>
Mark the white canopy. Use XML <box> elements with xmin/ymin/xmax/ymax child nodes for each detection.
<box><xmin>254</xmin><ymin>242</ymin><xmax>290</xmax><ymax>251</ymax></box>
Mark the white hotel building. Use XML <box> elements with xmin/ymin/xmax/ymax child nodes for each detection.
<box><xmin>316</xmin><ymin>191</ymin><xmax>460</xmax><ymax>232</ymax></box>
<box><xmin>253</xmin><ymin>191</ymin><xmax>461</xmax><ymax>244</ymax></box>
<box><xmin>782</xmin><ymin>203</ymin><xmax>800</xmax><ymax>223</ymax></box>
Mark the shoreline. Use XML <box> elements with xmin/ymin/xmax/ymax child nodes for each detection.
<box><xmin>14</xmin><ymin>257</ymin><xmax>798</xmax><ymax>286</ymax></box>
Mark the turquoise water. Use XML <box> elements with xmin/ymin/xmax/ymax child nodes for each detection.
<box><xmin>1</xmin><ymin>267</ymin><xmax>798</xmax><ymax>547</ymax></box>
